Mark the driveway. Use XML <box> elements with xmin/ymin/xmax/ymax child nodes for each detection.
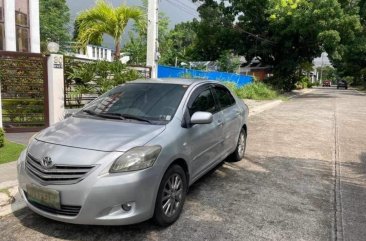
<box><xmin>0</xmin><ymin>87</ymin><xmax>365</xmax><ymax>241</ymax></box>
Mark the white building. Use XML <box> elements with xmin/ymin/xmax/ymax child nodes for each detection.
<box><xmin>74</xmin><ymin>45</ymin><xmax>113</xmax><ymax>62</ymax></box>
<box><xmin>0</xmin><ymin>0</ymin><xmax>40</xmax><ymax>53</ymax></box>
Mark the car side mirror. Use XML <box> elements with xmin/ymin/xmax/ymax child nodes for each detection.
<box><xmin>190</xmin><ymin>111</ymin><xmax>213</xmax><ymax>125</ymax></box>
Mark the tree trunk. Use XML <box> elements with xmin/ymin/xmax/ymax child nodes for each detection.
<box><xmin>114</xmin><ymin>40</ymin><xmax>121</xmax><ymax>61</ymax></box>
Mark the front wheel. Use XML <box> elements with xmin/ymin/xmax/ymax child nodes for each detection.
<box><xmin>229</xmin><ymin>128</ymin><xmax>247</xmax><ymax>162</ymax></box>
<box><xmin>153</xmin><ymin>165</ymin><xmax>187</xmax><ymax>227</ymax></box>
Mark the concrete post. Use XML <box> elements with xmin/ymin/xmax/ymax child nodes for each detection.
<box><xmin>47</xmin><ymin>54</ymin><xmax>65</xmax><ymax>125</ymax></box>
<box><xmin>146</xmin><ymin>0</ymin><xmax>159</xmax><ymax>78</ymax></box>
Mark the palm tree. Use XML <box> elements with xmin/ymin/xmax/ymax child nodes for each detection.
<box><xmin>76</xmin><ymin>0</ymin><xmax>144</xmax><ymax>60</ymax></box>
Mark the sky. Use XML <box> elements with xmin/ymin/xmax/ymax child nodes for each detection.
<box><xmin>313</xmin><ymin>53</ymin><xmax>332</xmax><ymax>68</ymax></box>
<box><xmin>66</xmin><ymin>0</ymin><xmax>199</xmax><ymax>48</ymax></box>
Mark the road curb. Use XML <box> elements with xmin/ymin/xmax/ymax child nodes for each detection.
<box><xmin>249</xmin><ymin>100</ymin><xmax>283</xmax><ymax>117</ymax></box>
<box><xmin>287</xmin><ymin>88</ymin><xmax>314</xmax><ymax>100</ymax></box>
<box><xmin>248</xmin><ymin>88</ymin><xmax>314</xmax><ymax>117</ymax></box>
<box><xmin>0</xmin><ymin>180</ymin><xmax>26</xmax><ymax>218</ymax></box>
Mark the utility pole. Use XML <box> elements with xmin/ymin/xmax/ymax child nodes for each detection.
<box><xmin>320</xmin><ymin>52</ymin><xmax>324</xmax><ymax>84</ymax></box>
<box><xmin>147</xmin><ymin>0</ymin><xmax>159</xmax><ymax>78</ymax></box>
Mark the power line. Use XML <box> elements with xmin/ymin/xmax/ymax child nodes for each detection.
<box><xmin>166</xmin><ymin>0</ymin><xmax>199</xmax><ymax>18</ymax></box>
<box><xmin>234</xmin><ymin>26</ymin><xmax>276</xmax><ymax>46</ymax></box>
<box><xmin>176</xmin><ymin>0</ymin><xmax>198</xmax><ymax>12</ymax></box>
<box><xmin>165</xmin><ymin>0</ymin><xmax>199</xmax><ymax>18</ymax></box>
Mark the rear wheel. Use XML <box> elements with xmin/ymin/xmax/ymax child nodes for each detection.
<box><xmin>153</xmin><ymin>165</ymin><xmax>187</xmax><ymax>227</ymax></box>
<box><xmin>229</xmin><ymin>128</ymin><xmax>247</xmax><ymax>162</ymax></box>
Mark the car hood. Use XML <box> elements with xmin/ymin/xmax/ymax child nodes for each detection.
<box><xmin>36</xmin><ymin>116</ymin><xmax>166</xmax><ymax>152</ymax></box>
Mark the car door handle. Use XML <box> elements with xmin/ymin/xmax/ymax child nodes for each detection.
<box><xmin>217</xmin><ymin>121</ymin><xmax>223</xmax><ymax>127</ymax></box>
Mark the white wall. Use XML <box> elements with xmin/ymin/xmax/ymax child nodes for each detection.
<box><xmin>29</xmin><ymin>0</ymin><xmax>40</xmax><ymax>53</ymax></box>
<box><xmin>3</xmin><ymin>0</ymin><xmax>40</xmax><ymax>53</ymax></box>
<box><xmin>4</xmin><ymin>0</ymin><xmax>16</xmax><ymax>51</ymax></box>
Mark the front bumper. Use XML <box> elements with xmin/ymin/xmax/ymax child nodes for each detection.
<box><xmin>17</xmin><ymin>151</ymin><xmax>161</xmax><ymax>225</ymax></box>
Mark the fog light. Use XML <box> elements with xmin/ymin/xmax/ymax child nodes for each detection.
<box><xmin>122</xmin><ymin>202</ymin><xmax>133</xmax><ymax>211</ymax></box>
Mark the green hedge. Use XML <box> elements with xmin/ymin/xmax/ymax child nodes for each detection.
<box><xmin>2</xmin><ymin>99</ymin><xmax>44</xmax><ymax>123</ymax></box>
<box><xmin>0</xmin><ymin>128</ymin><xmax>4</xmax><ymax>148</ymax></box>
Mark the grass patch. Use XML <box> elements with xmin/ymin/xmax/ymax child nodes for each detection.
<box><xmin>356</xmin><ymin>86</ymin><xmax>366</xmax><ymax>92</ymax></box>
<box><xmin>224</xmin><ymin>82</ymin><xmax>281</xmax><ymax>100</ymax></box>
<box><xmin>0</xmin><ymin>139</ymin><xmax>26</xmax><ymax>164</ymax></box>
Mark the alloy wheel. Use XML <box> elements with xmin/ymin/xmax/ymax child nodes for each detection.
<box><xmin>162</xmin><ymin>174</ymin><xmax>183</xmax><ymax>217</ymax></box>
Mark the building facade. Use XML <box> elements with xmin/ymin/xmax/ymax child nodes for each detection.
<box><xmin>0</xmin><ymin>0</ymin><xmax>40</xmax><ymax>53</ymax></box>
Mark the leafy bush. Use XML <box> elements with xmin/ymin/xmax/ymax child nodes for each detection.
<box><xmin>224</xmin><ymin>82</ymin><xmax>279</xmax><ymax>100</ymax></box>
<box><xmin>0</xmin><ymin>128</ymin><xmax>4</xmax><ymax>148</ymax></box>
<box><xmin>2</xmin><ymin>99</ymin><xmax>44</xmax><ymax>123</ymax></box>
<box><xmin>343</xmin><ymin>76</ymin><xmax>354</xmax><ymax>86</ymax></box>
<box><xmin>295</xmin><ymin>76</ymin><xmax>312</xmax><ymax>89</ymax></box>
<box><xmin>66</xmin><ymin>60</ymin><xmax>141</xmax><ymax>94</ymax></box>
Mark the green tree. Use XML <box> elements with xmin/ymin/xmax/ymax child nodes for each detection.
<box><xmin>159</xmin><ymin>21</ymin><xmax>198</xmax><ymax>65</ymax></box>
<box><xmin>76</xmin><ymin>0</ymin><xmax>144</xmax><ymax>60</ymax></box>
<box><xmin>218</xmin><ymin>50</ymin><xmax>240</xmax><ymax>73</ymax></box>
<box><xmin>73</xmin><ymin>18</ymin><xmax>102</xmax><ymax>46</ymax></box>
<box><xmin>39</xmin><ymin>0</ymin><xmax>71</xmax><ymax>51</ymax></box>
<box><xmin>331</xmin><ymin>0</ymin><xmax>366</xmax><ymax>86</ymax></box>
<box><xmin>317</xmin><ymin>66</ymin><xmax>337</xmax><ymax>82</ymax></box>
<box><xmin>194</xmin><ymin>0</ymin><xmax>362</xmax><ymax>90</ymax></box>
<box><xmin>124</xmin><ymin>0</ymin><xmax>170</xmax><ymax>65</ymax></box>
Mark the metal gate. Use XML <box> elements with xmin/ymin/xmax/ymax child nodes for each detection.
<box><xmin>0</xmin><ymin>51</ymin><xmax>49</xmax><ymax>132</ymax></box>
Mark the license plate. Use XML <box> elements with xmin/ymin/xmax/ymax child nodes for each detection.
<box><xmin>26</xmin><ymin>184</ymin><xmax>61</xmax><ymax>210</ymax></box>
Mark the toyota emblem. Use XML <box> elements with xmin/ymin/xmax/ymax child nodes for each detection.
<box><xmin>41</xmin><ymin>156</ymin><xmax>53</xmax><ymax>169</ymax></box>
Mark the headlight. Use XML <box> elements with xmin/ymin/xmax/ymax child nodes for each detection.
<box><xmin>110</xmin><ymin>146</ymin><xmax>162</xmax><ymax>173</ymax></box>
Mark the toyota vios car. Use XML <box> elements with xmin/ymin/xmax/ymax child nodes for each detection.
<box><xmin>17</xmin><ymin>79</ymin><xmax>248</xmax><ymax>226</ymax></box>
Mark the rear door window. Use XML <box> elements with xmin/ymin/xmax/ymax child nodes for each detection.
<box><xmin>213</xmin><ymin>86</ymin><xmax>236</xmax><ymax>110</ymax></box>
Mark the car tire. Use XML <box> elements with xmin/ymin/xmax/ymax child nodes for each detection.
<box><xmin>153</xmin><ymin>165</ymin><xmax>187</xmax><ymax>227</ymax></box>
<box><xmin>229</xmin><ymin>128</ymin><xmax>247</xmax><ymax>162</ymax></box>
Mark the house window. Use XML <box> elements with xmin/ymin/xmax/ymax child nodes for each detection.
<box><xmin>0</xmin><ymin>0</ymin><xmax>3</xmax><ymax>21</ymax></box>
<box><xmin>15</xmin><ymin>0</ymin><xmax>30</xmax><ymax>52</ymax></box>
<box><xmin>92</xmin><ymin>47</ymin><xmax>95</xmax><ymax>57</ymax></box>
<box><xmin>105</xmin><ymin>49</ymin><xmax>107</xmax><ymax>59</ymax></box>
<box><xmin>0</xmin><ymin>0</ymin><xmax>4</xmax><ymax>50</ymax></box>
<box><xmin>97</xmin><ymin>47</ymin><xmax>99</xmax><ymax>59</ymax></box>
<box><xmin>101</xmin><ymin>48</ymin><xmax>104</xmax><ymax>58</ymax></box>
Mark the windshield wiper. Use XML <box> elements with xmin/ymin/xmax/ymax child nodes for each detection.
<box><xmin>113</xmin><ymin>113</ymin><xmax>153</xmax><ymax>124</ymax></box>
<box><xmin>82</xmin><ymin>110</ymin><xmax>153</xmax><ymax>123</ymax></box>
<box><xmin>82</xmin><ymin>109</ymin><xmax>99</xmax><ymax>116</ymax></box>
<box><xmin>82</xmin><ymin>110</ymin><xmax>124</xmax><ymax>120</ymax></box>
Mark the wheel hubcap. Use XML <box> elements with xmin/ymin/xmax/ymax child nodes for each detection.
<box><xmin>162</xmin><ymin>174</ymin><xmax>183</xmax><ymax>217</ymax></box>
<box><xmin>237</xmin><ymin>133</ymin><xmax>246</xmax><ymax>158</ymax></box>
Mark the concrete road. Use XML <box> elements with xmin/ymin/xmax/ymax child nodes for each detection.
<box><xmin>0</xmin><ymin>87</ymin><xmax>365</xmax><ymax>241</ymax></box>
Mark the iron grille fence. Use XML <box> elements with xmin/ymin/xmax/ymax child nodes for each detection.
<box><xmin>64</xmin><ymin>56</ymin><xmax>151</xmax><ymax>109</ymax></box>
<box><xmin>0</xmin><ymin>51</ymin><xmax>48</xmax><ymax>132</ymax></box>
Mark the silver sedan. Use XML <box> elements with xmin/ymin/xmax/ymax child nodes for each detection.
<box><xmin>17</xmin><ymin>79</ymin><xmax>249</xmax><ymax>226</ymax></box>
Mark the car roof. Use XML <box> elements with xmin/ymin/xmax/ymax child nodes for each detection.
<box><xmin>129</xmin><ymin>78</ymin><xmax>221</xmax><ymax>86</ymax></box>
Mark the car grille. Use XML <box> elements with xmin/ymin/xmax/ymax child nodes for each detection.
<box><xmin>25</xmin><ymin>153</ymin><xmax>95</xmax><ymax>185</ymax></box>
<box><xmin>24</xmin><ymin>191</ymin><xmax>81</xmax><ymax>216</ymax></box>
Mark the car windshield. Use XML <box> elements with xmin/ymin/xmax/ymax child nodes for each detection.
<box><xmin>78</xmin><ymin>83</ymin><xmax>188</xmax><ymax>124</ymax></box>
